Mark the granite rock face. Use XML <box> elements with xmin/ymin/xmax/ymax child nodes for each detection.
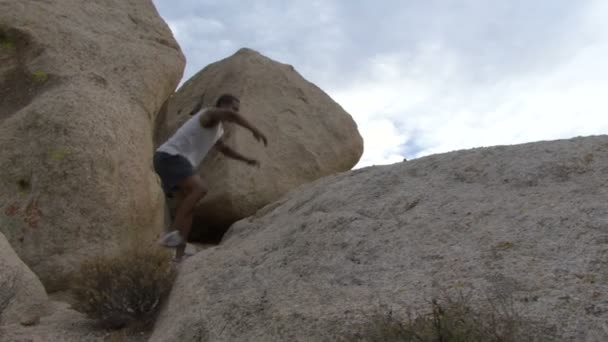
<box><xmin>0</xmin><ymin>0</ymin><xmax>185</xmax><ymax>290</ymax></box>
<box><xmin>152</xmin><ymin>136</ymin><xmax>608</xmax><ymax>341</ymax></box>
<box><xmin>0</xmin><ymin>232</ymin><xmax>48</xmax><ymax>327</ymax></box>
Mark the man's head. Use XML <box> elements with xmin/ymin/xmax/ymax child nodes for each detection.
<box><xmin>215</xmin><ymin>94</ymin><xmax>240</xmax><ymax>112</ymax></box>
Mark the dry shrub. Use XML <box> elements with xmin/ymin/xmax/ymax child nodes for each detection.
<box><xmin>73</xmin><ymin>247</ymin><xmax>175</xmax><ymax>329</ymax></box>
<box><xmin>352</xmin><ymin>292</ymin><xmax>556</xmax><ymax>342</ymax></box>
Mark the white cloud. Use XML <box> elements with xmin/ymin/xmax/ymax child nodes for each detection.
<box><xmin>335</xmin><ymin>38</ymin><xmax>608</xmax><ymax>166</ymax></box>
<box><xmin>328</xmin><ymin>1</ymin><xmax>608</xmax><ymax>167</ymax></box>
<box><xmin>412</xmin><ymin>36</ymin><xmax>608</xmax><ymax>157</ymax></box>
<box><xmin>355</xmin><ymin>119</ymin><xmax>408</xmax><ymax>166</ymax></box>
<box><xmin>168</xmin><ymin>17</ymin><xmax>224</xmax><ymax>40</ymax></box>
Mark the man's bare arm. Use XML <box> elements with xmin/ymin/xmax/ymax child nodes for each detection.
<box><xmin>200</xmin><ymin>109</ymin><xmax>268</xmax><ymax>146</ymax></box>
<box><xmin>214</xmin><ymin>139</ymin><xmax>259</xmax><ymax>166</ymax></box>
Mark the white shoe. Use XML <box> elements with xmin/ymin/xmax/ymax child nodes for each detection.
<box><xmin>158</xmin><ymin>231</ymin><xmax>184</xmax><ymax>248</ymax></box>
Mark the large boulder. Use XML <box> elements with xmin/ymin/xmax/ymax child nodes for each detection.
<box><xmin>156</xmin><ymin>48</ymin><xmax>363</xmax><ymax>239</ymax></box>
<box><xmin>0</xmin><ymin>232</ymin><xmax>48</xmax><ymax>327</ymax></box>
<box><xmin>0</xmin><ymin>0</ymin><xmax>185</xmax><ymax>291</ymax></box>
<box><xmin>151</xmin><ymin>136</ymin><xmax>608</xmax><ymax>341</ymax></box>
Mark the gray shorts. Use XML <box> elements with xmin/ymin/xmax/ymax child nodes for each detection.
<box><xmin>153</xmin><ymin>151</ymin><xmax>195</xmax><ymax>197</ymax></box>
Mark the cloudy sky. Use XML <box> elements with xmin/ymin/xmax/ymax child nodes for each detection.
<box><xmin>152</xmin><ymin>0</ymin><xmax>608</xmax><ymax>167</ymax></box>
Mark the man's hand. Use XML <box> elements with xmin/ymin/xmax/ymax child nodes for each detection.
<box><xmin>252</xmin><ymin>130</ymin><xmax>268</xmax><ymax>147</ymax></box>
<box><xmin>215</xmin><ymin>140</ymin><xmax>261</xmax><ymax>167</ymax></box>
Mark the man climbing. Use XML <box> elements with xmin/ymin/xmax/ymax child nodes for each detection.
<box><xmin>153</xmin><ymin>94</ymin><xmax>268</xmax><ymax>261</ymax></box>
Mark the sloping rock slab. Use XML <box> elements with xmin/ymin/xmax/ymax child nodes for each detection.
<box><xmin>152</xmin><ymin>136</ymin><xmax>608</xmax><ymax>341</ymax></box>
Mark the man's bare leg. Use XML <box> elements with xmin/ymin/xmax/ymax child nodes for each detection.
<box><xmin>171</xmin><ymin>175</ymin><xmax>207</xmax><ymax>260</ymax></box>
<box><xmin>169</xmin><ymin>191</ymin><xmax>184</xmax><ymax>232</ymax></box>
<box><xmin>174</xmin><ymin>195</ymin><xmax>193</xmax><ymax>261</ymax></box>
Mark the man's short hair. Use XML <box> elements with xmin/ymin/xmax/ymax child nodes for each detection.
<box><xmin>215</xmin><ymin>94</ymin><xmax>239</xmax><ymax>107</ymax></box>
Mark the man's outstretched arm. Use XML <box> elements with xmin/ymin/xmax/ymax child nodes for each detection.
<box><xmin>200</xmin><ymin>109</ymin><xmax>268</xmax><ymax>146</ymax></box>
<box><xmin>214</xmin><ymin>139</ymin><xmax>260</xmax><ymax>166</ymax></box>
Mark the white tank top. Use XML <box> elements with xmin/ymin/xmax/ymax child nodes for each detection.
<box><xmin>157</xmin><ymin>109</ymin><xmax>224</xmax><ymax>167</ymax></box>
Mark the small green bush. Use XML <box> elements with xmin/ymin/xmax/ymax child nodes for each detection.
<box><xmin>31</xmin><ymin>70</ymin><xmax>48</xmax><ymax>82</ymax></box>
<box><xmin>73</xmin><ymin>247</ymin><xmax>175</xmax><ymax>329</ymax></box>
<box><xmin>0</xmin><ymin>29</ymin><xmax>15</xmax><ymax>50</ymax></box>
<box><xmin>0</xmin><ymin>39</ymin><xmax>14</xmax><ymax>50</ymax></box>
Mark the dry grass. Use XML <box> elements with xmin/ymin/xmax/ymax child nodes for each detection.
<box><xmin>73</xmin><ymin>247</ymin><xmax>175</xmax><ymax>330</ymax></box>
<box><xmin>30</xmin><ymin>70</ymin><xmax>48</xmax><ymax>82</ymax></box>
<box><xmin>351</xmin><ymin>292</ymin><xmax>556</xmax><ymax>342</ymax></box>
